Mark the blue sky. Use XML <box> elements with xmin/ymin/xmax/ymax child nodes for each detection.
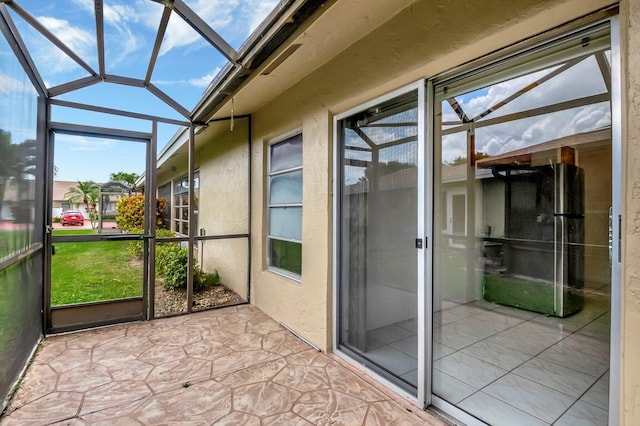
<box><xmin>0</xmin><ymin>0</ymin><xmax>278</xmax><ymax>182</ymax></box>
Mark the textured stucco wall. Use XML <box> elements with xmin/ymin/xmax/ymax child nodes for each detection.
<box><xmin>622</xmin><ymin>0</ymin><xmax>640</xmax><ymax>424</ymax></box>
<box><xmin>249</xmin><ymin>0</ymin><xmax>615</xmax><ymax>353</ymax></box>
<box><xmin>251</xmin><ymin>108</ymin><xmax>332</xmax><ymax>350</ymax></box>
<box><xmin>154</xmin><ymin>120</ymin><xmax>250</xmax><ymax>299</ymax></box>
<box><xmin>197</xmin><ymin>119</ymin><xmax>250</xmax><ymax>298</ymax></box>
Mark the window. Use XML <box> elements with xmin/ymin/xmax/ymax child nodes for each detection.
<box><xmin>158</xmin><ymin>182</ymin><xmax>171</xmax><ymax>230</ymax></box>
<box><xmin>173</xmin><ymin>172</ymin><xmax>199</xmax><ymax>235</ymax></box>
<box><xmin>267</xmin><ymin>133</ymin><xmax>303</xmax><ymax>276</ymax></box>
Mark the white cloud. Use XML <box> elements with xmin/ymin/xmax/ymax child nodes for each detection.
<box><xmin>152</xmin><ymin>68</ymin><xmax>221</xmax><ymax>88</ymax></box>
<box><xmin>59</xmin><ymin>135</ymin><xmax>115</xmax><ymax>152</ymax></box>
<box><xmin>0</xmin><ymin>72</ymin><xmax>37</xmax><ymax>95</ymax></box>
<box><xmin>189</xmin><ymin>69</ymin><xmax>221</xmax><ymax>87</ymax></box>
<box><xmin>441</xmin><ymin>53</ymin><xmax>611</xmax><ymax>163</ymax></box>
<box><xmin>103</xmin><ymin>3</ymin><xmax>138</xmax><ymax>27</ymax></box>
<box><xmin>154</xmin><ymin>0</ymin><xmax>278</xmax><ymax>56</ymax></box>
<box><xmin>159</xmin><ymin>0</ymin><xmax>238</xmax><ymax>56</ymax></box>
<box><xmin>32</xmin><ymin>16</ymin><xmax>95</xmax><ymax>74</ymax></box>
<box><xmin>244</xmin><ymin>0</ymin><xmax>280</xmax><ymax>34</ymax></box>
<box><xmin>102</xmin><ymin>2</ymin><xmax>145</xmax><ymax>68</ymax></box>
<box><xmin>68</xmin><ymin>0</ymin><xmax>143</xmax><ymax>68</ymax></box>
<box><xmin>71</xmin><ymin>0</ymin><xmax>137</xmax><ymax>26</ymax></box>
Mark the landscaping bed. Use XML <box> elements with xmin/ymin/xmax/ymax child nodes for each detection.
<box><xmin>154</xmin><ymin>281</ymin><xmax>245</xmax><ymax>317</ymax></box>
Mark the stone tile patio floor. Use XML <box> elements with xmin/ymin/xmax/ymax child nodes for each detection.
<box><xmin>1</xmin><ymin>305</ymin><xmax>445</xmax><ymax>425</ymax></box>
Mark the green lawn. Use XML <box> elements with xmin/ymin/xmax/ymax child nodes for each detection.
<box><xmin>0</xmin><ymin>229</ymin><xmax>32</xmax><ymax>258</ymax></box>
<box><xmin>51</xmin><ymin>229</ymin><xmax>143</xmax><ymax>306</ymax></box>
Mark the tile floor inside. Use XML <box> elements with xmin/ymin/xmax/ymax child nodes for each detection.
<box><xmin>1</xmin><ymin>305</ymin><xmax>445</xmax><ymax>426</ymax></box>
<box><xmin>364</xmin><ymin>285</ymin><xmax>610</xmax><ymax>425</ymax></box>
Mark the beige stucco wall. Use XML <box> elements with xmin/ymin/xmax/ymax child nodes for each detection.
<box><xmin>197</xmin><ymin>119</ymin><xmax>250</xmax><ymax>298</ymax></box>
<box><xmin>154</xmin><ymin>119</ymin><xmax>250</xmax><ymax>299</ymax></box>
<box><xmin>251</xmin><ymin>109</ymin><xmax>332</xmax><ymax>350</ymax></box>
<box><xmin>249</xmin><ymin>0</ymin><xmax>616</xmax><ymax>352</ymax></box>
<box><xmin>621</xmin><ymin>0</ymin><xmax>640</xmax><ymax>424</ymax></box>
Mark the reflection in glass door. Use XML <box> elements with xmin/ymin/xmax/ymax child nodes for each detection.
<box><xmin>337</xmin><ymin>89</ymin><xmax>421</xmax><ymax>393</ymax></box>
<box><xmin>432</xmin><ymin>24</ymin><xmax>612</xmax><ymax>425</ymax></box>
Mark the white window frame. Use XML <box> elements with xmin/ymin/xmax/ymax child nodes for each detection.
<box><xmin>172</xmin><ymin>171</ymin><xmax>199</xmax><ymax>236</ymax></box>
<box><xmin>267</xmin><ymin>130</ymin><xmax>303</xmax><ymax>280</ymax></box>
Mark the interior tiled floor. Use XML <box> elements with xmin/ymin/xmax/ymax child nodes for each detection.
<box><xmin>365</xmin><ymin>285</ymin><xmax>610</xmax><ymax>425</ymax></box>
<box><xmin>1</xmin><ymin>305</ymin><xmax>444</xmax><ymax>426</ymax></box>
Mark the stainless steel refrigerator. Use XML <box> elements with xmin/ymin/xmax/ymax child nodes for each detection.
<box><xmin>483</xmin><ymin>162</ymin><xmax>584</xmax><ymax>317</ymax></box>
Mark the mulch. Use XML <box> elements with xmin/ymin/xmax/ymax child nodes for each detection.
<box><xmin>153</xmin><ymin>282</ymin><xmax>245</xmax><ymax>317</ymax></box>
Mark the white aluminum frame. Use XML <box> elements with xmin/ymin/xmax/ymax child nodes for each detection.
<box><xmin>608</xmin><ymin>14</ymin><xmax>622</xmax><ymax>426</ymax></box>
<box><xmin>172</xmin><ymin>171</ymin><xmax>199</xmax><ymax>237</ymax></box>
<box><xmin>266</xmin><ymin>128</ymin><xmax>304</xmax><ymax>282</ymax></box>
<box><xmin>332</xmin><ymin>80</ymin><xmax>426</xmax><ymax>406</ymax></box>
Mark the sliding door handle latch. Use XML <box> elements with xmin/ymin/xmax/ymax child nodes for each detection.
<box><xmin>416</xmin><ymin>237</ymin><xmax>428</xmax><ymax>249</ymax></box>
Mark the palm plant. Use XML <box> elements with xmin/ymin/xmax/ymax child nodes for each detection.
<box><xmin>64</xmin><ymin>181</ymin><xmax>99</xmax><ymax>228</ymax></box>
<box><xmin>0</xmin><ymin>129</ymin><xmax>36</xmax><ymax>222</ymax></box>
<box><xmin>0</xmin><ymin>129</ymin><xmax>14</xmax><ymax>217</ymax></box>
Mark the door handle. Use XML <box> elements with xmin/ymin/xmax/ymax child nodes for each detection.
<box><xmin>415</xmin><ymin>237</ymin><xmax>428</xmax><ymax>249</ymax></box>
<box><xmin>608</xmin><ymin>206</ymin><xmax>612</xmax><ymax>266</ymax></box>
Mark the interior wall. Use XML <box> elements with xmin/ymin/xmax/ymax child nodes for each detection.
<box><xmin>580</xmin><ymin>143</ymin><xmax>613</xmax><ymax>288</ymax></box>
<box><xmin>365</xmin><ymin>186</ymin><xmax>418</xmax><ymax>330</ymax></box>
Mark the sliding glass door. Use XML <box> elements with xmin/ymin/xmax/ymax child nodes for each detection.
<box><xmin>335</xmin><ymin>19</ymin><xmax>618</xmax><ymax>425</ymax></box>
<box><xmin>431</xmin><ymin>22</ymin><xmax>614</xmax><ymax>425</ymax></box>
<box><xmin>337</xmin><ymin>88</ymin><xmax>423</xmax><ymax>393</ymax></box>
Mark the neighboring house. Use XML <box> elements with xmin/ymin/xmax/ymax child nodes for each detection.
<box><xmin>51</xmin><ymin>180</ymin><xmax>85</xmax><ymax>219</ymax></box>
<box><xmin>0</xmin><ymin>178</ymin><xmax>35</xmax><ymax>222</ymax></box>
<box><xmin>52</xmin><ymin>181</ymin><xmax>122</xmax><ymax>222</ymax></box>
<box><xmin>153</xmin><ymin>1</ymin><xmax>638</xmax><ymax>425</ymax></box>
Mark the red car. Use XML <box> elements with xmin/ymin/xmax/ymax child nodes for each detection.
<box><xmin>60</xmin><ymin>211</ymin><xmax>85</xmax><ymax>226</ymax></box>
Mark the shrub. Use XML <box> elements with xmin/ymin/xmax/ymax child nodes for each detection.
<box><xmin>123</xmin><ymin>225</ymin><xmax>222</xmax><ymax>291</ymax></box>
<box><xmin>200</xmin><ymin>270</ymin><xmax>221</xmax><ymax>287</ymax></box>
<box><xmin>156</xmin><ymin>242</ymin><xmax>182</xmax><ymax>278</ymax></box>
<box><xmin>161</xmin><ymin>247</ymin><xmax>191</xmax><ymax>290</ymax></box>
<box><xmin>155</xmin><ymin>245</ymin><xmax>220</xmax><ymax>291</ymax></box>
<box><xmin>157</xmin><ymin>246</ymin><xmax>213</xmax><ymax>291</ymax></box>
<box><xmin>127</xmin><ymin>228</ymin><xmax>175</xmax><ymax>258</ymax></box>
<box><xmin>116</xmin><ymin>194</ymin><xmax>167</xmax><ymax>232</ymax></box>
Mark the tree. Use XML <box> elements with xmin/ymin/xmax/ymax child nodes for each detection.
<box><xmin>109</xmin><ymin>171</ymin><xmax>139</xmax><ymax>187</ymax></box>
<box><xmin>0</xmin><ymin>129</ymin><xmax>36</xmax><ymax>220</ymax></box>
<box><xmin>64</xmin><ymin>181</ymin><xmax>99</xmax><ymax>228</ymax></box>
<box><xmin>0</xmin><ymin>129</ymin><xmax>15</xmax><ymax>216</ymax></box>
<box><xmin>445</xmin><ymin>151</ymin><xmax>490</xmax><ymax>166</ymax></box>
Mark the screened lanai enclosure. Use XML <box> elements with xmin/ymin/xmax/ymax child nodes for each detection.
<box><xmin>0</xmin><ymin>0</ymin><xmax>308</xmax><ymax>408</ymax></box>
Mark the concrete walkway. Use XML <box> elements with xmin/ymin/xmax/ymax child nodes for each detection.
<box><xmin>1</xmin><ymin>305</ymin><xmax>445</xmax><ymax>425</ymax></box>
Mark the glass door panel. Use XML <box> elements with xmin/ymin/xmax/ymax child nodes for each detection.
<box><xmin>337</xmin><ymin>90</ymin><xmax>420</xmax><ymax>392</ymax></box>
<box><xmin>432</xmin><ymin>25</ymin><xmax>612</xmax><ymax>425</ymax></box>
